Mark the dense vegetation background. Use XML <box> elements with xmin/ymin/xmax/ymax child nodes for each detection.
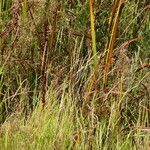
<box><xmin>0</xmin><ymin>0</ymin><xmax>150</xmax><ymax>149</ymax></box>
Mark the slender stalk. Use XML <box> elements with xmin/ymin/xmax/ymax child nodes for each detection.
<box><xmin>22</xmin><ymin>0</ymin><xmax>27</xmax><ymax>20</ymax></box>
<box><xmin>89</xmin><ymin>0</ymin><xmax>98</xmax><ymax>68</ymax></box>
<box><xmin>40</xmin><ymin>0</ymin><xmax>50</xmax><ymax>108</ymax></box>
<box><xmin>103</xmin><ymin>0</ymin><xmax>125</xmax><ymax>87</ymax></box>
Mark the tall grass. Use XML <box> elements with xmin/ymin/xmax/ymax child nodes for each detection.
<box><xmin>0</xmin><ymin>0</ymin><xmax>150</xmax><ymax>149</ymax></box>
<box><xmin>0</xmin><ymin>86</ymin><xmax>150</xmax><ymax>149</ymax></box>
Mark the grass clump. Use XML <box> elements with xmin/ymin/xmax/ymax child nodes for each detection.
<box><xmin>0</xmin><ymin>0</ymin><xmax>150</xmax><ymax>149</ymax></box>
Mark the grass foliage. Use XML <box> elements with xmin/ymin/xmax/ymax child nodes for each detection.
<box><xmin>0</xmin><ymin>0</ymin><xmax>150</xmax><ymax>149</ymax></box>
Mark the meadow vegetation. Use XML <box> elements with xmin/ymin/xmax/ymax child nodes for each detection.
<box><xmin>0</xmin><ymin>0</ymin><xmax>150</xmax><ymax>149</ymax></box>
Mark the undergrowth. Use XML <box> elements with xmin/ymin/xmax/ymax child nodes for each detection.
<box><xmin>0</xmin><ymin>0</ymin><xmax>150</xmax><ymax>149</ymax></box>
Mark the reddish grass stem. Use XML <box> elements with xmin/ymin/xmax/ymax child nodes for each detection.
<box><xmin>40</xmin><ymin>21</ymin><xmax>49</xmax><ymax>108</ymax></box>
<box><xmin>103</xmin><ymin>0</ymin><xmax>126</xmax><ymax>87</ymax></box>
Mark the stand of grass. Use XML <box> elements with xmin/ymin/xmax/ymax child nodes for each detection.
<box><xmin>0</xmin><ymin>85</ymin><xmax>149</xmax><ymax>149</ymax></box>
<box><xmin>0</xmin><ymin>0</ymin><xmax>149</xmax><ymax>149</ymax></box>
